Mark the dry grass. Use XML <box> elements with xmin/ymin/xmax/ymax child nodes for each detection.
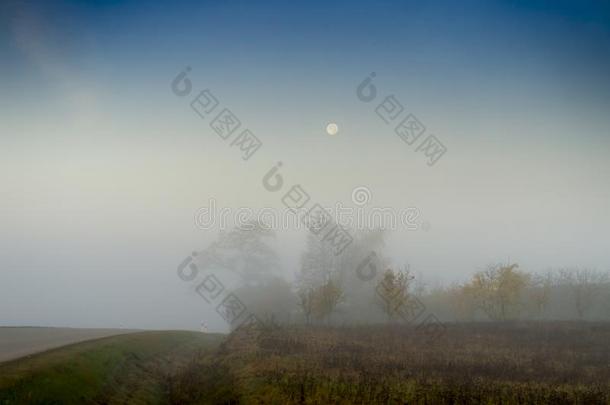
<box><xmin>170</xmin><ymin>322</ymin><xmax>610</xmax><ymax>404</ymax></box>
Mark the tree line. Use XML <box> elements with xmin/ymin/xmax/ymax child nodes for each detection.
<box><xmin>194</xmin><ymin>221</ymin><xmax>610</xmax><ymax>326</ymax></box>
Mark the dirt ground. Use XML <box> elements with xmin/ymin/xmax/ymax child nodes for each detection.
<box><xmin>0</xmin><ymin>327</ymin><xmax>137</xmax><ymax>363</ymax></box>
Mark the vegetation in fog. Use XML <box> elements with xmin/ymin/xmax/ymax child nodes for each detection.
<box><xmin>196</xmin><ymin>222</ymin><xmax>610</xmax><ymax>326</ymax></box>
<box><xmin>168</xmin><ymin>322</ymin><xmax>610</xmax><ymax>404</ymax></box>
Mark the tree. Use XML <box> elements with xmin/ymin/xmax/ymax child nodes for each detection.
<box><xmin>297</xmin><ymin>281</ymin><xmax>344</xmax><ymax>324</ymax></box>
<box><xmin>465</xmin><ymin>263</ymin><xmax>529</xmax><ymax>321</ymax></box>
<box><xmin>312</xmin><ymin>278</ymin><xmax>345</xmax><ymax>322</ymax></box>
<box><xmin>196</xmin><ymin>219</ymin><xmax>279</xmax><ymax>286</ymax></box>
<box><xmin>338</xmin><ymin>229</ymin><xmax>388</xmax><ymax>283</ymax></box>
<box><xmin>298</xmin><ymin>288</ymin><xmax>316</xmax><ymax>325</ymax></box>
<box><xmin>446</xmin><ymin>283</ymin><xmax>477</xmax><ymax>321</ymax></box>
<box><xmin>332</xmin><ymin>228</ymin><xmax>390</xmax><ymax>323</ymax></box>
<box><xmin>558</xmin><ymin>268</ymin><xmax>609</xmax><ymax>319</ymax></box>
<box><xmin>297</xmin><ymin>234</ymin><xmax>336</xmax><ymax>292</ymax></box>
<box><xmin>296</xmin><ymin>234</ymin><xmax>330</xmax><ymax>322</ymax></box>
<box><xmin>375</xmin><ymin>267</ymin><xmax>415</xmax><ymax>321</ymax></box>
<box><xmin>412</xmin><ymin>269</ymin><xmax>426</xmax><ymax>298</ymax></box>
<box><xmin>528</xmin><ymin>271</ymin><xmax>554</xmax><ymax>318</ymax></box>
<box><xmin>233</xmin><ymin>276</ymin><xmax>297</xmax><ymax>325</ymax></box>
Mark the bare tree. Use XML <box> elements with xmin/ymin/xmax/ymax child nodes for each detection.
<box><xmin>447</xmin><ymin>283</ymin><xmax>477</xmax><ymax>321</ymax></box>
<box><xmin>196</xmin><ymin>219</ymin><xmax>279</xmax><ymax>286</ymax></box>
<box><xmin>375</xmin><ymin>267</ymin><xmax>415</xmax><ymax>321</ymax></box>
<box><xmin>413</xmin><ymin>268</ymin><xmax>426</xmax><ymax>298</ymax></box>
<box><xmin>528</xmin><ymin>271</ymin><xmax>554</xmax><ymax>318</ymax></box>
<box><xmin>296</xmin><ymin>234</ymin><xmax>343</xmax><ymax>324</ymax></box>
<box><xmin>297</xmin><ymin>234</ymin><xmax>336</xmax><ymax>291</ymax></box>
<box><xmin>298</xmin><ymin>288</ymin><xmax>316</xmax><ymax>325</ymax></box>
<box><xmin>233</xmin><ymin>276</ymin><xmax>296</xmax><ymax>325</ymax></box>
<box><xmin>558</xmin><ymin>268</ymin><xmax>609</xmax><ymax>319</ymax></box>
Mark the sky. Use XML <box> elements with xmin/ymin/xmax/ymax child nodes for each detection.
<box><xmin>1</xmin><ymin>0</ymin><xmax>610</xmax><ymax>331</ymax></box>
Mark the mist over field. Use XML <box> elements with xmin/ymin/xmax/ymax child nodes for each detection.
<box><xmin>1</xmin><ymin>1</ymin><xmax>610</xmax><ymax>403</ymax></box>
<box><xmin>2</xmin><ymin>0</ymin><xmax>609</xmax><ymax>335</ymax></box>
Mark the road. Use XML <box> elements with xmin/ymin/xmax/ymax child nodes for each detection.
<box><xmin>0</xmin><ymin>327</ymin><xmax>137</xmax><ymax>363</ymax></box>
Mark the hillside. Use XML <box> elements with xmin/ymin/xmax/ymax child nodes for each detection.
<box><xmin>0</xmin><ymin>331</ymin><xmax>223</xmax><ymax>404</ymax></box>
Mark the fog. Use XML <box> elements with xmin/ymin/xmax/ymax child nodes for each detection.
<box><xmin>1</xmin><ymin>0</ymin><xmax>610</xmax><ymax>333</ymax></box>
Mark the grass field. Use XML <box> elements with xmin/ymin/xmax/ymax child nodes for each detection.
<box><xmin>172</xmin><ymin>322</ymin><xmax>610</xmax><ymax>404</ymax></box>
<box><xmin>0</xmin><ymin>331</ymin><xmax>223</xmax><ymax>405</ymax></box>
<box><xmin>1</xmin><ymin>323</ymin><xmax>609</xmax><ymax>404</ymax></box>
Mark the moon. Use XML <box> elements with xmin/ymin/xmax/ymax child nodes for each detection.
<box><xmin>326</xmin><ymin>122</ymin><xmax>339</xmax><ymax>136</ymax></box>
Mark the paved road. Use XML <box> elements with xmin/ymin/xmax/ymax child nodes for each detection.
<box><xmin>0</xmin><ymin>327</ymin><xmax>137</xmax><ymax>363</ymax></box>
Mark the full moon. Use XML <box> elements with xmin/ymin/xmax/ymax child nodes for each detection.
<box><xmin>326</xmin><ymin>123</ymin><xmax>339</xmax><ymax>136</ymax></box>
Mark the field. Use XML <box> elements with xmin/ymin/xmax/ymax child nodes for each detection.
<box><xmin>172</xmin><ymin>322</ymin><xmax>610</xmax><ymax>404</ymax></box>
<box><xmin>0</xmin><ymin>331</ymin><xmax>223</xmax><ymax>404</ymax></box>
<box><xmin>1</xmin><ymin>322</ymin><xmax>609</xmax><ymax>404</ymax></box>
